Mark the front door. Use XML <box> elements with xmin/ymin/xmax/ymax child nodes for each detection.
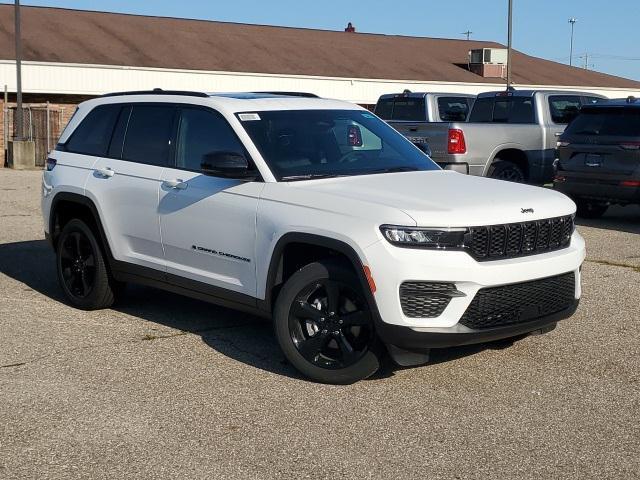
<box><xmin>158</xmin><ymin>106</ymin><xmax>263</xmax><ymax>298</ymax></box>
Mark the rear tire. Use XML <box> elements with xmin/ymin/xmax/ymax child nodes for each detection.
<box><xmin>273</xmin><ymin>260</ymin><xmax>382</xmax><ymax>384</ymax></box>
<box><xmin>56</xmin><ymin>219</ymin><xmax>117</xmax><ymax>310</ymax></box>
<box><xmin>575</xmin><ymin>199</ymin><xmax>608</xmax><ymax>218</ymax></box>
<box><xmin>488</xmin><ymin>160</ymin><xmax>525</xmax><ymax>183</ymax></box>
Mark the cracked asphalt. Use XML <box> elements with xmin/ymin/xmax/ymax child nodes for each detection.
<box><xmin>1</xmin><ymin>169</ymin><xmax>639</xmax><ymax>479</ymax></box>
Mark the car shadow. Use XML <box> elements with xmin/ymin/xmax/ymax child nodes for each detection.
<box><xmin>575</xmin><ymin>205</ymin><xmax>640</xmax><ymax>235</ymax></box>
<box><xmin>0</xmin><ymin>239</ymin><xmax>521</xmax><ymax>382</ymax></box>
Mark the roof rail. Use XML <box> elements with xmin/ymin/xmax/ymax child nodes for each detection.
<box><xmin>101</xmin><ymin>88</ymin><xmax>210</xmax><ymax>98</ymax></box>
<box><xmin>253</xmin><ymin>91</ymin><xmax>320</xmax><ymax>98</ymax></box>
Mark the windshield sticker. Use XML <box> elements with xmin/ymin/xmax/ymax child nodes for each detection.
<box><xmin>239</xmin><ymin>113</ymin><xmax>261</xmax><ymax>121</ymax></box>
<box><xmin>361</xmin><ymin>113</ymin><xmax>375</xmax><ymax>119</ymax></box>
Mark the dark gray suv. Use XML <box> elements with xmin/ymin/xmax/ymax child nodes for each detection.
<box><xmin>554</xmin><ymin>98</ymin><xmax>640</xmax><ymax>218</ymax></box>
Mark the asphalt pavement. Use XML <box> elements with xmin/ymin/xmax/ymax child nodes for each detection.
<box><xmin>0</xmin><ymin>169</ymin><xmax>638</xmax><ymax>479</ymax></box>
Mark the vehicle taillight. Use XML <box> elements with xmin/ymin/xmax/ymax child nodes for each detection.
<box><xmin>46</xmin><ymin>157</ymin><xmax>57</xmax><ymax>171</ymax></box>
<box><xmin>620</xmin><ymin>180</ymin><xmax>640</xmax><ymax>187</ymax></box>
<box><xmin>554</xmin><ymin>175</ymin><xmax>566</xmax><ymax>183</ymax></box>
<box><xmin>620</xmin><ymin>142</ymin><xmax>640</xmax><ymax>150</ymax></box>
<box><xmin>347</xmin><ymin>125</ymin><xmax>363</xmax><ymax>147</ymax></box>
<box><xmin>447</xmin><ymin>129</ymin><xmax>466</xmax><ymax>154</ymax></box>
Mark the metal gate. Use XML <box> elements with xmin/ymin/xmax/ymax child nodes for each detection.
<box><xmin>4</xmin><ymin>105</ymin><xmax>65</xmax><ymax>167</ymax></box>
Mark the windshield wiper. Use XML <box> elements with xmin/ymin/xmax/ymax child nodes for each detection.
<box><xmin>366</xmin><ymin>166</ymin><xmax>421</xmax><ymax>175</ymax></box>
<box><xmin>280</xmin><ymin>173</ymin><xmax>346</xmax><ymax>181</ymax></box>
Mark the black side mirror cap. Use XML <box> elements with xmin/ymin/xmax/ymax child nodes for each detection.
<box><xmin>201</xmin><ymin>151</ymin><xmax>257</xmax><ymax>180</ymax></box>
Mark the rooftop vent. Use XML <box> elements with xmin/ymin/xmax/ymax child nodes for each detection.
<box><xmin>345</xmin><ymin>22</ymin><xmax>356</xmax><ymax>33</ymax></box>
<box><xmin>468</xmin><ymin>48</ymin><xmax>508</xmax><ymax>78</ymax></box>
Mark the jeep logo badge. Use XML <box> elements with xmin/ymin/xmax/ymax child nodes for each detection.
<box><xmin>521</xmin><ymin>208</ymin><xmax>534</xmax><ymax>214</ymax></box>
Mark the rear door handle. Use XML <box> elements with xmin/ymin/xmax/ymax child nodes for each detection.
<box><xmin>95</xmin><ymin>167</ymin><xmax>115</xmax><ymax>178</ymax></box>
<box><xmin>163</xmin><ymin>179</ymin><xmax>188</xmax><ymax>190</ymax></box>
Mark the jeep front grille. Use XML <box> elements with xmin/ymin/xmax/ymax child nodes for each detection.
<box><xmin>466</xmin><ymin>215</ymin><xmax>574</xmax><ymax>261</ymax></box>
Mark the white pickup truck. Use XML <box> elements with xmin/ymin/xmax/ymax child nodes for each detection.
<box><xmin>386</xmin><ymin>89</ymin><xmax>605</xmax><ymax>184</ymax></box>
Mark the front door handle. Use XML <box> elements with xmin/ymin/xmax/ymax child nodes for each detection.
<box><xmin>163</xmin><ymin>179</ymin><xmax>188</xmax><ymax>190</ymax></box>
<box><xmin>95</xmin><ymin>167</ymin><xmax>115</xmax><ymax>178</ymax></box>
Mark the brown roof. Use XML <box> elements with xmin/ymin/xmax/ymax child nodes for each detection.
<box><xmin>1</xmin><ymin>5</ymin><xmax>639</xmax><ymax>89</ymax></box>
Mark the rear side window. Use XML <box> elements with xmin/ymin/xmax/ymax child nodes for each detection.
<box><xmin>469</xmin><ymin>97</ymin><xmax>534</xmax><ymax>124</ymax></box>
<box><xmin>64</xmin><ymin>104</ymin><xmax>121</xmax><ymax>156</ymax></box>
<box><xmin>437</xmin><ymin>97</ymin><xmax>473</xmax><ymax>121</ymax></box>
<box><xmin>374</xmin><ymin>96</ymin><xmax>426</xmax><ymax>121</ymax></box>
<box><xmin>176</xmin><ymin>108</ymin><xmax>248</xmax><ymax>172</ymax></box>
<box><xmin>549</xmin><ymin>95</ymin><xmax>582</xmax><ymax>124</ymax></box>
<box><xmin>565</xmin><ymin>109</ymin><xmax>640</xmax><ymax>137</ymax></box>
<box><xmin>122</xmin><ymin>105</ymin><xmax>177</xmax><ymax>166</ymax></box>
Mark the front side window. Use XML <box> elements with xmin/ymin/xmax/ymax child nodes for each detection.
<box><xmin>238</xmin><ymin>109</ymin><xmax>439</xmax><ymax>180</ymax></box>
<box><xmin>549</xmin><ymin>95</ymin><xmax>582</xmax><ymax>124</ymax></box>
<box><xmin>64</xmin><ymin>104</ymin><xmax>121</xmax><ymax>156</ymax></box>
<box><xmin>122</xmin><ymin>105</ymin><xmax>177</xmax><ymax>166</ymax></box>
<box><xmin>176</xmin><ymin>108</ymin><xmax>249</xmax><ymax>172</ymax></box>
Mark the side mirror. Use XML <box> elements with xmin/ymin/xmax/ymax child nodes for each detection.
<box><xmin>201</xmin><ymin>151</ymin><xmax>255</xmax><ymax>179</ymax></box>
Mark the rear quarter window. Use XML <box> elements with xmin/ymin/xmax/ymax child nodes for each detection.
<box><xmin>63</xmin><ymin>104</ymin><xmax>121</xmax><ymax>156</ymax></box>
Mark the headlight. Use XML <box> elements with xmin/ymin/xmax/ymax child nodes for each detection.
<box><xmin>380</xmin><ymin>225</ymin><xmax>467</xmax><ymax>249</ymax></box>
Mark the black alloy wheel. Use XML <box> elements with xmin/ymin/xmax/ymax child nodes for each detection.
<box><xmin>489</xmin><ymin>160</ymin><xmax>526</xmax><ymax>183</ymax></box>
<box><xmin>59</xmin><ymin>230</ymin><xmax>97</xmax><ymax>298</ymax></box>
<box><xmin>288</xmin><ymin>279</ymin><xmax>373</xmax><ymax>370</ymax></box>
<box><xmin>56</xmin><ymin>219</ymin><xmax>117</xmax><ymax>310</ymax></box>
<box><xmin>273</xmin><ymin>260</ymin><xmax>382</xmax><ymax>384</ymax></box>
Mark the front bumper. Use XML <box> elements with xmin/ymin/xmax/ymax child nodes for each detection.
<box><xmin>377</xmin><ymin>301</ymin><xmax>577</xmax><ymax>351</ymax></box>
<box><xmin>364</xmin><ymin>231</ymin><xmax>584</xmax><ymax>348</ymax></box>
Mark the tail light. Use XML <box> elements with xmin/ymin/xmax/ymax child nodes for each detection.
<box><xmin>45</xmin><ymin>157</ymin><xmax>57</xmax><ymax>171</ymax></box>
<box><xmin>347</xmin><ymin>125</ymin><xmax>363</xmax><ymax>147</ymax></box>
<box><xmin>620</xmin><ymin>142</ymin><xmax>640</xmax><ymax>150</ymax></box>
<box><xmin>447</xmin><ymin>129</ymin><xmax>466</xmax><ymax>154</ymax></box>
<box><xmin>554</xmin><ymin>175</ymin><xmax>566</xmax><ymax>183</ymax></box>
<box><xmin>620</xmin><ymin>180</ymin><xmax>640</xmax><ymax>187</ymax></box>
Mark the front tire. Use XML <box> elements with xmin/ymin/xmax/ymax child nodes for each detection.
<box><xmin>273</xmin><ymin>260</ymin><xmax>382</xmax><ymax>384</ymax></box>
<box><xmin>56</xmin><ymin>219</ymin><xmax>117</xmax><ymax>310</ymax></box>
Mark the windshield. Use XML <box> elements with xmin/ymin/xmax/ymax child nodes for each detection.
<box><xmin>237</xmin><ymin>109</ymin><xmax>439</xmax><ymax>180</ymax></box>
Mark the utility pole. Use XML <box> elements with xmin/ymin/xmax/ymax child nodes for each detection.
<box><xmin>583</xmin><ymin>52</ymin><xmax>589</xmax><ymax>70</ymax></box>
<box><xmin>506</xmin><ymin>0</ymin><xmax>513</xmax><ymax>90</ymax></box>
<box><xmin>462</xmin><ymin>30</ymin><xmax>473</xmax><ymax>41</ymax></box>
<box><xmin>14</xmin><ymin>0</ymin><xmax>23</xmax><ymax>141</ymax></box>
<box><xmin>568</xmin><ymin>18</ymin><xmax>577</xmax><ymax>67</ymax></box>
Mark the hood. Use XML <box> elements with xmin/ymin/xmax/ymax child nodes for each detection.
<box><xmin>286</xmin><ymin>171</ymin><xmax>575</xmax><ymax>227</ymax></box>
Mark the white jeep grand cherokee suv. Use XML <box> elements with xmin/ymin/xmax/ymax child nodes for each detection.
<box><xmin>42</xmin><ymin>90</ymin><xmax>585</xmax><ymax>384</ymax></box>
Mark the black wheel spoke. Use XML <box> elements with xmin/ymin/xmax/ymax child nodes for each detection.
<box><xmin>325</xmin><ymin>282</ymin><xmax>340</xmax><ymax>314</ymax></box>
<box><xmin>80</xmin><ymin>272</ymin><xmax>91</xmax><ymax>296</ymax></box>
<box><xmin>291</xmin><ymin>301</ymin><xmax>324</xmax><ymax>321</ymax></box>
<box><xmin>341</xmin><ymin>310</ymin><xmax>369</xmax><ymax>327</ymax></box>
<box><xmin>336</xmin><ymin>332</ymin><xmax>357</xmax><ymax>363</ymax></box>
<box><xmin>84</xmin><ymin>254</ymin><xmax>95</xmax><ymax>268</ymax></box>
<box><xmin>297</xmin><ymin>331</ymin><xmax>329</xmax><ymax>362</ymax></box>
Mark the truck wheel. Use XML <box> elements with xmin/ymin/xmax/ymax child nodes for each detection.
<box><xmin>575</xmin><ymin>199</ymin><xmax>608</xmax><ymax>219</ymax></box>
<box><xmin>273</xmin><ymin>260</ymin><xmax>382</xmax><ymax>384</ymax></box>
<box><xmin>488</xmin><ymin>160</ymin><xmax>525</xmax><ymax>182</ymax></box>
<box><xmin>56</xmin><ymin>219</ymin><xmax>117</xmax><ymax>310</ymax></box>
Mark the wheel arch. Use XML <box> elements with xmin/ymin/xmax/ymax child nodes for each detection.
<box><xmin>486</xmin><ymin>147</ymin><xmax>530</xmax><ymax>180</ymax></box>
<box><xmin>261</xmin><ymin>233</ymin><xmax>379</xmax><ymax>318</ymax></box>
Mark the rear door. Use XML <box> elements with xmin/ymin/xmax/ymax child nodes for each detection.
<box><xmin>158</xmin><ymin>106</ymin><xmax>263</xmax><ymax>298</ymax></box>
<box><xmin>84</xmin><ymin>103</ymin><xmax>178</xmax><ymax>273</ymax></box>
<box><xmin>559</xmin><ymin>107</ymin><xmax>640</xmax><ymax>176</ymax></box>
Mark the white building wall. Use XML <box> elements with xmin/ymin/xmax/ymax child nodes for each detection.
<box><xmin>1</xmin><ymin>60</ymin><xmax>638</xmax><ymax>103</ymax></box>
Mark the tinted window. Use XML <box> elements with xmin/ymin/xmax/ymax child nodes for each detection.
<box><xmin>122</xmin><ymin>105</ymin><xmax>177</xmax><ymax>166</ymax></box>
<box><xmin>64</xmin><ymin>104</ymin><xmax>121</xmax><ymax>156</ymax></box>
<box><xmin>107</xmin><ymin>105</ymin><xmax>131</xmax><ymax>158</ymax></box>
<box><xmin>176</xmin><ymin>108</ymin><xmax>248</xmax><ymax>172</ymax></box>
<box><xmin>238</xmin><ymin>110</ymin><xmax>439</xmax><ymax>180</ymax></box>
<box><xmin>508</xmin><ymin>98</ymin><xmax>535</xmax><ymax>123</ymax></box>
<box><xmin>583</xmin><ymin>96</ymin><xmax>604</xmax><ymax>106</ymax></box>
<box><xmin>437</xmin><ymin>97</ymin><xmax>473</xmax><ymax>121</ymax></box>
<box><xmin>392</xmin><ymin>98</ymin><xmax>426</xmax><ymax>121</ymax></box>
<box><xmin>565</xmin><ymin>109</ymin><xmax>640</xmax><ymax>137</ymax></box>
<box><xmin>469</xmin><ymin>97</ymin><xmax>493</xmax><ymax>122</ymax></box>
<box><xmin>374</xmin><ymin>98</ymin><xmax>394</xmax><ymax>120</ymax></box>
<box><xmin>549</xmin><ymin>95</ymin><xmax>582</xmax><ymax>124</ymax></box>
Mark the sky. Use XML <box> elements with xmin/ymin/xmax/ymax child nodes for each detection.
<box><xmin>16</xmin><ymin>0</ymin><xmax>640</xmax><ymax>80</ymax></box>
